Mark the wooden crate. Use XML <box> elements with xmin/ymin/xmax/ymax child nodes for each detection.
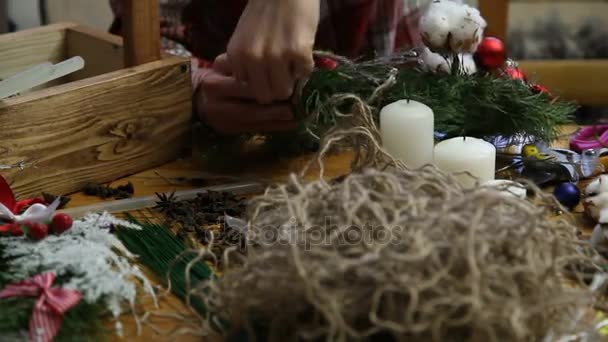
<box><xmin>0</xmin><ymin>22</ymin><xmax>192</xmax><ymax>198</ymax></box>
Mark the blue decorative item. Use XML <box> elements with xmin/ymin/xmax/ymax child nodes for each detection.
<box><xmin>553</xmin><ymin>182</ymin><xmax>581</xmax><ymax>209</ymax></box>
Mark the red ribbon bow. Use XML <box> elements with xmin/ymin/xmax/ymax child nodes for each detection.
<box><xmin>0</xmin><ymin>175</ymin><xmax>46</xmax><ymax>234</ymax></box>
<box><xmin>0</xmin><ymin>272</ymin><xmax>82</xmax><ymax>342</ymax></box>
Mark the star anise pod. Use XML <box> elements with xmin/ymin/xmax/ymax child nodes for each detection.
<box><xmin>154</xmin><ymin>191</ymin><xmax>177</xmax><ymax>212</ymax></box>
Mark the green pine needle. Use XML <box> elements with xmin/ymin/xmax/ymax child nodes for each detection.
<box><xmin>115</xmin><ymin>216</ymin><xmax>214</xmax><ymax>316</ymax></box>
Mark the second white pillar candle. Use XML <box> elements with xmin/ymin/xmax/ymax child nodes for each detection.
<box><xmin>380</xmin><ymin>100</ymin><xmax>434</xmax><ymax>168</ymax></box>
<box><xmin>434</xmin><ymin>137</ymin><xmax>496</xmax><ymax>188</ymax></box>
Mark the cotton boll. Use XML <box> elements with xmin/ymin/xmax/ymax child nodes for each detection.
<box><xmin>459</xmin><ymin>53</ymin><xmax>477</xmax><ymax>74</ymax></box>
<box><xmin>420</xmin><ymin>1</ymin><xmax>461</xmax><ymax>51</ymax></box>
<box><xmin>419</xmin><ymin>48</ymin><xmax>477</xmax><ymax>75</ymax></box>
<box><xmin>419</xmin><ymin>47</ymin><xmax>450</xmax><ymax>74</ymax></box>
<box><xmin>449</xmin><ymin>6</ymin><xmax>487</xmax><ymax>53</ymax></box>
<box><xmin>420</xmin><ymin>0</ymin><xmax>487</xmax><ymax>53</ymax></box>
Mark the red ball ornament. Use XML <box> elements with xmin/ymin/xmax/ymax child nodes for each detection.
<box><xmin>474</xmin><ymin>37</ymin><xmax>507</xmax><ymax>70</ymax></box>
<box><xmin>315</xmin><ymin>57</ymin><xmax>338</xmax><ymax>71</ymax></box>
<box><xmin>503</xmin><ymin>66</ymin><xmax>527</xmax><ymax>83</ymax></box>
<box><xmin>51</xmin><ymin>213</ymin><xmax>73</xmax><ymax>234</ymax></box>
<box><xmin>27</xmin><ymin>223</ymin><xmax>49</xmax><ymax>241</ymax></box>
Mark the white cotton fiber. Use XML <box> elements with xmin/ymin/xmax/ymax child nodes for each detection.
<box><xmin>420</xmin><ymin>0</ymin><xmax>487</xmax><ymax>53</ymax></box>
<box><xmin>419</xmin><ymin>47</ymin><xmax>477</xmax><ymax>75</ymax></box>
<box><xmin>419</xmin><ymin>47</ymin><xmax>450</xmax><ymax>73</ymax></box>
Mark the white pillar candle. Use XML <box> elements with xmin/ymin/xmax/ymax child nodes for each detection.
<box><xmin>380</xmin><ymin>100</ymin><xmax>434</xmax><ymax>168</ymax></box>
<box><xmin>434</xmin><ymin>137</ymin><xmax>496</xmax><ymax>188</ymax></box>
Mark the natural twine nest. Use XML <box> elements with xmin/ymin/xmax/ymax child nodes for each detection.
<box><xmin>196</xmin><ymin>165</ymin><xmax>603</xmax><ymax>341</ymax></box>
<box><xmin>192</xmin><ymin>81</ymin><xmax>603</xmax><ymax>341</ymax></box>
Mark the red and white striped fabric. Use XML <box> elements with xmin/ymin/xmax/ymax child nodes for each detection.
<box><xmin>0</xmin><ymin>272</ymin><xmax>82</xmax><ymax>342</ymax></box>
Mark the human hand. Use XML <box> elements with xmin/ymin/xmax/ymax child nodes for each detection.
<box><xmin>227</xmin><ymin>0</ymin><xmax>320</xmax><ymax>104</ymax></box>
<box><xmin>195</xmin><ymin>54</ymin><xmax>297</xmax><ymax>135</ymax></box>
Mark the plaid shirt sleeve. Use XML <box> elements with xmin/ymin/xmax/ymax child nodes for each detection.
<box><xmin>109</xmin><ymin>0</ymin><xmax>428</xmax><ymax>61</ymax></box>
<box><xmin>317</xmin><ymin>0</ymin><xmax>430</xmax><ymax>59</ymax></box>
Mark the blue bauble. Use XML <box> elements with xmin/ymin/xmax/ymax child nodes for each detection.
<box><xmin>553</xmin><ymin>183</ymin><xmax>581</xmax><ymax>209</ymax></box>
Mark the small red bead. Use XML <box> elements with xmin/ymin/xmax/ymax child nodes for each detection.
<box><xmin>503</xmin><ymin>67</ymin><xmax>527</xmax><ymax>82</ymax></box>
<box><xmin>474</xmin><ymin>37</ymin><xmax>507</xmax><ymax>70</ymax></box>
<box><xmin>530</xmin><ymin>84</ymin><xmax>552</xmax><ymax>97</ymax></box>
<box><xmin>10</xmin><ymin>224</ymin><xmax>23</xmax><ymax>237</ymax></box>
<box><xmin>51</xmin><ymin>214</ymin><xmax>73</xmax><ymax>234</ymax></box>
<box><xmin>315</xmin><ymin>57</ymin><xmax>338</xmax><ymax>71</ymax></box>
<box><xmin>28</xmin><ymin>223</ymin><xmax>49</xmax><ymax>241</ymax></box>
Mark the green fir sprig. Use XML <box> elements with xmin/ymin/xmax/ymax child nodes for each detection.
<box><xmin>296</xmin><ymin>59</ymin><xmax>575</xmax><ymax>143</ymax></box>
<box><xmin>195</xmin><ymin>55</ymin><xmax>575</xmax><ymax>160</ymax></box>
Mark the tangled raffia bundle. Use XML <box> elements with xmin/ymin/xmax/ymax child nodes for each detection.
<box><xmin>187</xmin><ymin>75</ymin><xmax>604</xmax><ymax>341</ymax></box>
<box><xmin>195</xmin><ymin>168</ymin><xmax>604</xmax><ymax>341</ymax></box>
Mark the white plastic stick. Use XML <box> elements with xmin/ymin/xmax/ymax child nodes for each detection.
<box><xmin>0</xmin><ymin>62</ymin><xmax>52</xmax><ymax>98</ymax></box>
<box><xmin>57</xmin><ymin>182</ymin><xmax>265</xmax><ymax>219</ymax></box>
<box><xmin>0</xmin><ymin>56</ymin><xmax>85</xmax><ymax>100</ymax></box>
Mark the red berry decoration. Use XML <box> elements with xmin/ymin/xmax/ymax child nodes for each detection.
<box><xmin>315</xmin><ymin>57</ymin><xmax>338</xmax><ymax>71</ymax></box>
<box><xmin>51</xmin><ymin>213</ymin><xmax>73</xmax><ymax>234</ymax></box>
<box><xmin>503</xmin><ymin>66</ymin><xmax>527</xmax><ymax>83</ymax></box>
<box><xmin>530</xmin><ymin>84</ymin><xmax>552</xmax><ymax>97</ymax></box>
<box><xmin>10</xmin><ymin>224</ymin><xmax>24</xmax><ymax>237</ymax></box>
<box><xmin>474</xmin><ymin>37</ymin><xmax>507</xmax><ymax>70</ymax></box>
<box><xmin>28</xmin><ymin>223</ymin><xmax>49</xmax><ymax>241</ymax></box>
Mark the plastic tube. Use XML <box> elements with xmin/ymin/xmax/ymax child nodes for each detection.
<box><xmin>57</xmin><ymin>181</ymin><xmax>265</xmax><ymax>219</ymax></box>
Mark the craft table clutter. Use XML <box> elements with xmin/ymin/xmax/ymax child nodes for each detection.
<box><xmin>4</xmin><ymin>0</ymin><xmax>608</xmax><ymax>340</ymax></box>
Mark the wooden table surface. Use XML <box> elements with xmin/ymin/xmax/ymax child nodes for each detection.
<box><xmin>64</xmin><ymin>125</ymin><xmax>595</xmax><ymax>341</ymax></box>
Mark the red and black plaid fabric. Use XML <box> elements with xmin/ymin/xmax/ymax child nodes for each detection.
<box><xmin>109</xmin><ymin>0</ymin><xmax>428</xmax><ymax>63</ymax></box>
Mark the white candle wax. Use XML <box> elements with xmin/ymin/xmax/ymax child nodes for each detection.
<box><xmin>380</xmin><ymin>100</ymin><xmax>434</xmax><ymax>168</ymax></box>
<box><xmin>434</xmin><ymin>137</ymin><xmax>496</xmax><ymax>188</ymax></box>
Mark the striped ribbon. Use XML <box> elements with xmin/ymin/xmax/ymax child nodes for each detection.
<box><xmin>0</xmin><ymin>273</ymin><xmax>82</xmax><ymax>342</ymax></box>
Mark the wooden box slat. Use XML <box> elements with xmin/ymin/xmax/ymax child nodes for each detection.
<box><xmin>65</xmin><ymin>25</ymin><xmax>124</xmax><ymax>82</ymax></box>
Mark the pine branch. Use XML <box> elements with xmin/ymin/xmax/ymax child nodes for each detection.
<box><xmin>194</xmin><ymin>57</ymin><xmax>575</xmax><ymax>158</ymax></box>
<box><xmin>296</xmin><ymin>61</ymin><xmax>575</xmax><ymax>143</ymax></box>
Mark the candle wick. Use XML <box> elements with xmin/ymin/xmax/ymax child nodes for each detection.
<box><xmin>463</xmin><ymin>136</ymin><xmax>466</xmax><ymax>142</ymax></box>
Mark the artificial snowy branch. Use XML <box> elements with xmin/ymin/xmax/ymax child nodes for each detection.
<box><xmin>0</xmin><ymin>212</ymin><xmax>155</xmax><ymax>318</ymax></box>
